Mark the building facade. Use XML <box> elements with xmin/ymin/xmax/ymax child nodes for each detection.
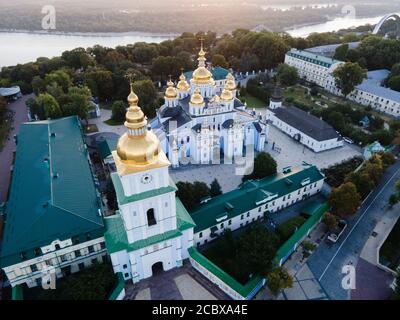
<box><xmin>285</xmin><ymin>49</ymin><xmax>400</xmax><ymax>118</ymax></box>
<box><xmin>190</xmin><ymin>165</ymin><xmax>325</xmax><ymax>246</ymax></box>
<box><xmin>0</xmin><ymin>117</ymin><xmax>106</xmax><ymax>288</ymax></box>
<box><xmin>150</xmin><ymin>44</ymin><xmax>268</xmax><ymax>167</ymax></box>
<box><xmin>266</xmin><ymin>87</ymin><xmax>343</xmax><ymax>152</ymax></box>
<box><xmin>103</xmin><ymin>87</ymin><xmax>196</xmax><ymax>283</ymax></box>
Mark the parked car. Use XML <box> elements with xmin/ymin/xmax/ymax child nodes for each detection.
<box><xmin>327</xmin><ymin>220</ymin><xmax>348</xmax><ymax>243</ymax></box>
<box><xmin>343</xmin><ymin>137</ymin><xmax>354</xmax><ymax>144</ymax></box>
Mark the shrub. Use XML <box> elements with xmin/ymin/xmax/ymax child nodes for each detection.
<box><xmin>278</xmin><ymin>216</ymin><xmax>306</xmax><ymax>241</ymax></box>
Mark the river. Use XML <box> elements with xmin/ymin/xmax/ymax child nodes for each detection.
<box><xmin>0</xmin><ymin>11</ymin><xmax>397</xmax><ymax>68</ymax></box>
<box><xmin>0</xmin><ymin>32</ymin><xmax>174</xmax><ymax>68</ymax></box>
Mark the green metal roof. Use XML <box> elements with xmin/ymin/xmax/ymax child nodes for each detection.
<box><xmin>190</xmin><ymin>165</ymin><xmax>325</xmax><ymax>233</ymax></box>
<box><xmin>287</xmin><ymin>49</ymin><xmax>339</xmax><ymax>68</ymax></box>
<box><xmin>188</xmin><ymin>247</ymin><xmax>263</xmax><ymax>298</ymax></box>
<box><xmin>0</xmin><ymin>116</ymin><xmax>104</xmax><ymax>268</ymax></box>
<box><xmin>111</xmin><ymin>172</ymin><xmax>178</xmax><ymax>206</ymax></box>
<box><xmin>99</xmin><ymin>138</ymin><xmax>117</xmax><ymax>160</ymax></box>
<box><xmin>184</xmin><ymin>66</ymin><xmax>230</xmax><ymax>81</ymax></box>
<box><xmin>275</xmin><ymin>202</ymin><xmax>328</xmax><ymax>264</ymax></box>
<box><xmin>104</xmin><ymin>198</ymin><xmax>195</xmax><ymax>254</ymax></box>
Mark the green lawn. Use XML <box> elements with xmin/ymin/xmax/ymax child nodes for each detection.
<box><xmin>240</xmin><ymin>94</ymin><xmax>266</xmax><ymax>109</ymax></box>
<box><xmin>104</xmin><ymin>118</ymin><xmax>124</xmax><ymax>126</ymax></box>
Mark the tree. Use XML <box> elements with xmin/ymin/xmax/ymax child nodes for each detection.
<box><xmin>276</xmin><ymin>63</ymin><xmax>299</xmax><ymax>86</ymax></box>
<box><xmin>243</xmin><ymin>152</ymin><xmax>277</xmax><ymax>181</ymax></box>
<box><xmin>345</xmin><ymin>171</ymin><xmax>375</xmax><ymax>199</ymax></box>
<box><xmin>236</xmin><ymin>224</ymin><xmax>279</xmax><ymax>278</ymax></box>
<box><xmin>388</xmin><ymin>75</ymin><xmax>400</xmax><ymax>92</ymax></box>
<box><xmin>84</xmin><ymin>68</ymin><xmax>114</xmax><ymax>101</ymax></box>
<box><xmin>267</xmin><ymin>267</ymin><xmax>294</xmax><ymax>296</ymax></box>
<box><xmin>322</xmin><ymin>212</ymin><xmax>339</xmax><ymax>231</ymax></box>
<box><xmin>211</xmin><ymin>54</ymin><xmax>228</xmax><ymax>68</ymax></box>
<box><xmin>131</xmin><ymin>79</ymin><xmax>158</xmax><ymax>118</ymax></box>
<box><xmin>62</xmin><ymin>86</ymin><xmax>92</xmax><ymax>121</ymax></box>
<box><xmin>0</xmin><ymin>96</ymin><xmax>6</xmax><ymax>119</ymax></box>
<box><xmin>176</xmin><ymin>181</ymin><xmax>211</xmax><ymax>211</ymax></box>
<box><xmin>31</xmin><ymin>76</ymin><xmax>46</xmax><ymax>95</ymax></box>
<box><xmin>36</xmin><ymin>93</ymin><xmax>62</xmax><ymax>119</ymax></box>
<box><xmin>334</xmin><ymin>43</ymin><xmax>349</xmax><ymax>61</ymax></box>
<box><xmin>45</xmin><ymin>70</ymin><xmax>72</xmax><ymax>92</ymax></box>
<box><xmin>333</xmin><ymin>62</ymin><xmax>367</xmax><ymax>99</ymax></box>
<box><xmin>111</xmin><ymin>100</ymin><xmax>127</xmax><ymax>122</ymax></box>
<box><xmin>210</xmin><ymin>178</ymin><xmax>222</xmax><ymax>197</ymax></box>
<box><xmin>328</xmin><ymin>182</ymin><xmax>361</xmax><ymax>217</ymax></box>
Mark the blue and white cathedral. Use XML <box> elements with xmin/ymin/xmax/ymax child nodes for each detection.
<box><xmin>150</xmin><ymin>43</ymin><xmax>268</xmax><ymax>167</ymax></box>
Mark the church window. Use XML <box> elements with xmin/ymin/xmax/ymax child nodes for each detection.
<box><xmin>31</xmin><ymin>264</ymin><xmax>38</xmax><ymax>272</ymax></box>
<box><xmin>187</xmin><ymin>136</ymin><xmax>190</xmax><ymax>143</ymax></box>
<box><xmin>123</xmin><ymin>264</ymin><xmax>127</xmax><ymax>269</ymax></box>
<box><xmin>228</xmin><ymin>220</ymin><xmax>232</xmax><ymax>225</ymax></box>
<box><xmin>147</xmin><ymin>208</ymin><xmax>157</xmax><ymax>226</ymax></box>
<box><xmin>246</xmin><ymin>212</ymin><xmax>250</xmax><ymax>217</ymax></box>
<box><xmin>55</xmin><ymin>244</ymin><xmax>60</xmax><ymax>250</ymax></box>
<box><xmin>258</xmin><ymin>207</ymin><xmax>261</xmax><ymax>212</ymax></box>
<box><xmin>199</xmin><ymin>232</ymin><xmax>203</xmax><ymax>238</ymax></box>
<box><xmin>241</xmin><ymin>214</ymin><xmax>244</xmax><ymax>220</ymax></box>
<box><xmin>220</xmin><ymin>223</ymin><xmax>224</xmax><ymax>229</ymax></box>
<box><xmin>124</xmin><ymin>273</ymin><xmax>129</xmax><ymax>278</ymax></box>
<box><xmin>165</xmin><ymin>202</ymin><xmax>168</xmax><ymax>207</ymax></box>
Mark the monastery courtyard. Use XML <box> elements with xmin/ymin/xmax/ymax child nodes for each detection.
<box><xmin>170</xmin><ymin>125</ymin><xmax>362</xmax><ymax>192</ymax></box>
<box><xmin>124</xmin><ymin>262</ymin><xmax>227</xmax><ymax>300</ymax></box>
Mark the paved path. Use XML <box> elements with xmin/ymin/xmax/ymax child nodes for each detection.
<box><xmin>0</xmin><ymin>95</ymin><xmax>30</xmax><ymax>203</ymax></box>
<box><xmin>307</xmin><ymin>160</ymin><xmax>400</xmax><ymax>300</ymax></box>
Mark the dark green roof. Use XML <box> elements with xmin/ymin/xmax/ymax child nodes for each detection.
<box><xmin>190</xmin><ymin>165</ymin><xmax>325</xmax><ymax>233</ymax></box>
<box><xmin>184</xmin><ymin>66</ymin><xmax>229</xmax><ymax>81</ymax></box>
<box><xmin>188</xmin><ymin>247</ymin><xmax>262</xmax><ymax>298</ymax></box>
<box><xmin>111</xmin><ymin>172</ymin><xmax>178</xmax><ymax>206</ymax></box>
<box><xmin>104</xmin><ymin>198</ymin><xmax>195</xmax><ymax>254</ymax></box>
<box><xmin>0</xmin><ymin>116</ymin><xmax>104</xmax><ymax>267</ymax></box>
<box><xmin>99</xmin><ymin>138</ymin><xmax>117</xmax><ymax>160</ymax></box>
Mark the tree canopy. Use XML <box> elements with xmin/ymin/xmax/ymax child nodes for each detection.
<box><xmin>328</xmin><ymin>182</ymin><xmax>361</xmax><ymax>217</ymax></box>
<box><xmin>333</xmin><ymin>62</ymin><xmax>367</xmax><ymax>98</ymax></box>
<box><xmin>243</xmin><ymin>152</ymin><xmax>277</xmax><ymax>181</ymax></box>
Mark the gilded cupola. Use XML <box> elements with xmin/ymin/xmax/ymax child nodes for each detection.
<box><xmin>113</xmin><ymin>84</ymin><xmax>170</xmax><ymax>175</ymax></box>
<box><xmin>191</xmin><ymin>41</ymin><xmax>214</xmax><ymax>85</ymax></box>
<box><xmin>165</xmin><ymin>78</ymin><xmax>178</xmax><ymax>99</ymax></box>
<box><xmin>190</xmin><ymin>88</ymin><xmax>205</xmax><ymax>105</ymax></box>
<box><xmin>177</xmin><ymin>72</ymin><xmax>190</xmax><ymax>91</ymax></box>
<box><xmin>225</xmin><ymin>73</ymin><xmax>236</xmax><ymax>91</ymax></box>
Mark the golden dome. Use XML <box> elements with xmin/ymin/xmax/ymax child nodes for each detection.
<box><xmin>191</xmin><ymin>41</ymin><xmax>214</xmax><ymax>84</ymax></box>
<box><xmin>165</xmin><ymin>79</ymin><xmax>178</xmax><ymax>99</ymax></box>
<box><xmin>116</xmin><ymin>86</ymin><xmax>161</xmax><ymax>165</ymax></box>
<box><xmin>192</xmin><ymin>66</ymin><xmax>213</xmax><ymax>83</ymax></box>
<box><xmin>220</xmin><ymin>88</ymin><xmax>233</xmax><ymax>101</ymax></box>
<box><xmin>116</xmin><ymin>131</ymin><xmax>161</xmax><ymax>165</ymax></box>
<box><xmin>190</xmin><ymin>88</ymin><xmax>204</xmax><ymax>105</ymax></box>
<box><xmin>225</xmin><ymin>79</ymin><xmax>236</xmax><ymax>91</ymax></box>
<box><xmin>177</xmin><ymin>73</ymin><xmax>190</xmax><ymax>91</ymax></box>
<box><xmin>211</xmin><ymin>94</ymin><xmax>220</xmax><ymax>104</ymax></box>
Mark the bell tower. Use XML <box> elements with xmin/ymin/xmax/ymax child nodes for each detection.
<box><xmin>105</xmin><ymin>84</ymin><xmax>195</xmax><ymax>283</ymax></box>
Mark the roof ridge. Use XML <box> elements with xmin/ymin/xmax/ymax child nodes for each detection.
<box><xmin>52</xmin><ymin>203</ymin><xmax>103</xmax><ymax>227</ymax></box>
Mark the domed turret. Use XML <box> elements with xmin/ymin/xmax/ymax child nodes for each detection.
<box><xmin>191</xmin><ymin>41</ymin><xmax>214</xmax><ymax>85</ymax></box>
<box><xmin>165</xmin><ymin>78</ymin><xmax>178</xmax><ymax>99</ymax></box>
<box><xmin>177</xmin><ymin>72</ymin><xmax>190</xmax><ymax>92</ymax></box>
<box><xmin>225</xmin><ymin>73</ymin><xmax>236</xmax><ymax>91</ymax></box>
<box><xmin>116</xmin><ymin>85</ymin><xmax>161</xmax><ymax>166</ymax></box>
<box><xmin>220</xmin><ymin>87</ymin><xmax>234</xmax><ymax>101</ymax></box>
<box><xmin>190</xmin><ymin>88</ymin><xmax>204</xmax><ymax>105</ymax></box>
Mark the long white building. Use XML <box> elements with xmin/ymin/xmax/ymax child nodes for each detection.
<box><xmin>0</xmin><ymin>117</ymin><xmax>107</xmax><ymax>288</ymax></box>
<box><xmin>285</xmin><ymin>49</ymin><xmax>400</xmax><ymax>118</ymax></box>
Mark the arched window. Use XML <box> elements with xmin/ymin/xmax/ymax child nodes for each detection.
<box><xmin>147</xmin><ymin>208</ymin><xmax>156</xmax><ymax>226</ymax></box>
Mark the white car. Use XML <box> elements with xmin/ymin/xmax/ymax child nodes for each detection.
<box><xmin>343</xmin><ymin>137</ymin><xmax>354</xmax><ymax>144</ymax></box>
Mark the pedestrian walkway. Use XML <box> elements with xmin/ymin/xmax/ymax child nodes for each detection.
<box><xmin>0</xmin><ymin>95</ymin><xmax>30</xmax><ymax>202</ymax></box>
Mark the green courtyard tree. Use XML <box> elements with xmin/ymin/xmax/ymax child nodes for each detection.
<box><xmin>276</xmin><ymin>63</ymin><xmax>299</xmax><ymax>86</ymax></box>
<box><xmin>243</xmin><ymin>152</ymin><xmax>277</xmax><ymax>181</ymax></box>
<box><xmin>333</xmin><ymin>62</ymin><xmax>367</xmax><ymax>99</ymax></box>
<box><xmin>45</xmin><ymin>70</ymin><xmax>73</xmax><ymax>92</ymax></box>
<box><xmin>267</xmin><ymin>267</ymin><xmax>294</xmax><ymax>297</ymax></box>
<box><xmin>210</xmin><ymin>178</ymin><xmax>222</xmax><ymax>197</ymax></box>
<box><xmin>176</xmin><ymin>181</ymin><xmax>211</xmax><ymax>211</ymax></box>
<box><xmin>36</xmin><ymin>93</ymin><xmax>62</xmax><ymax>119</ymax></box>
<box><xmin>323</xmin><ymin>212</ymin><xmax>339</xmax><ymax>231</ymax></box>
<box><xmin>111</xmin><ymin>100</ymin><xmax>127</xmax><ymax>123</ymax></box>
<box><xmin>328</xmin><ymin>182</ymin><xmax>361</xmax><ymax>217</ymax></box>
